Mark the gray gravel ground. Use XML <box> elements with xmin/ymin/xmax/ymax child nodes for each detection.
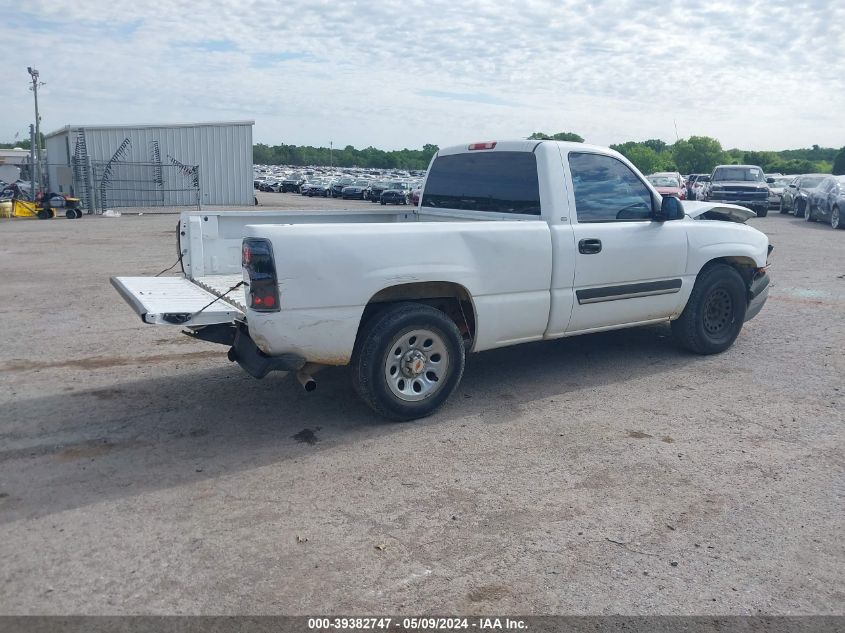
<box><xmin>0</xmin><ymin>198</ymin><xmax>842</xmax><ymax>615</ymax></box>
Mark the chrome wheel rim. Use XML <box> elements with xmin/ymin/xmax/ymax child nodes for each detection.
<box><xmin>703</xmin><ymin>288</ymin><xmax>733</xmax><ymax>335</ymax></box>
<box><xmin>384</xmin><ymin>328</ymin><xmax>450</xmax><ymax>402</ymax></box>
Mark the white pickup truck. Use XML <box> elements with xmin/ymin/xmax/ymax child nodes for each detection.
<box><xmin>113</xmin><ymin>140</ymin><xmax>771</xmax><ymax>420</ymax></box>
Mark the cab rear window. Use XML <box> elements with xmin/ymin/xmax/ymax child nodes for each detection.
<box><xmin>421</xmin><ymin>152</ymin><xmax>541</xmax><ymax>215</ymax></box>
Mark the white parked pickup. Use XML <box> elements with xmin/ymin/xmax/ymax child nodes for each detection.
<box><xmin>112</xmin><ymin>140</ymin><xmax>771</xmax><ymax>420</ymax></box>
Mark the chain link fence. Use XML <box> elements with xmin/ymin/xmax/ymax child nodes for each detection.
<box><xmin>44</xmin><ymin>159</ymin><xmax>201</xmax><ymax>214</ymax></box>
<box><xmin>90</xmin><ymin>160</ymin><xmax>200</xmax><ymax>213</ymax></box>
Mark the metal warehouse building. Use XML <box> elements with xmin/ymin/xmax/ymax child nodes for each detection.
<box><xmin>45</xmin><ymin>120</ymin><xmax>254</xmax><ymax>212</ymax></box>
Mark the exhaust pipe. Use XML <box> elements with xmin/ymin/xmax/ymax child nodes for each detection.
<box><xmin>296</xmin><ymin>363</ymin><xmax>325</xmax><ymax>392</ymax></box>
<box><xmin>297</xmin><ymin>371</ymin><xmax>317</xmax><ymax>392</ymax></box>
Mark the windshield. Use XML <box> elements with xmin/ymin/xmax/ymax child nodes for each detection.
<box><xmin>712</xmin><ymin>167</ymin><xmax>764</xmax><ymax>182</ymax></box>
<box><xmin>800</xmin><ymin>176</ymin><xmax>824</xmax><ymax>188</ymax></box>
<box><xmin>772</xmin><ymin>177</ymin><xmax>792</xmax><ymax>187</ymax></box>
<box><xmin>648</xmin><ymin>176</ymin><xmax>680</xmax><ymax>187</ymax></box>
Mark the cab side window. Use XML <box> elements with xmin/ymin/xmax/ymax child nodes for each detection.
<box><xmin>568</xmin><ymin>152</ymin><xmax>654</xmax><ymax>222</ymax></box>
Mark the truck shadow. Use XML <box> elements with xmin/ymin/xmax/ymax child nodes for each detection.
<box><xmin>0</xmin><ymin>323</ymin><xmax>693</xmax><ymax>524</ymax></box>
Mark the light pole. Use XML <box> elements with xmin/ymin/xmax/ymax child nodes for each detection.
<box><xmin>329</xmin><ymin>141</ymin><xmax>333</xmax><ymax>172</ymax></box>
<box><xmin>27</xmin><ymin>67</ymin><xmax>44</xmax><ymax>196</ymax></box>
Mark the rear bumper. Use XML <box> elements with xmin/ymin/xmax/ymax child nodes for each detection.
<box><xmin>745</xmin><ymin>271</ymin><xmax>770</xmax><ymax>322</ymax></box>
<box><xmin>230</xmin><ymin>325</ymin><xmax>305</xmax><ymax>379</ymax></box>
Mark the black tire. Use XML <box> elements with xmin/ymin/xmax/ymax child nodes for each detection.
<box><xmin>671</xmin><ymin>264</ymin><xmax>748</xmax><ymax>355</ymax></box>
<box><xmin>805</xmin><ymin>203</ymin><xmax>816</xmax><ymax>222</ymax></box>
<box><xmin>36</xmin><ymin>209</ymin><xmax>50</xmax><ymax>219</ymax></box>
<box><xmin>794</xmin><ymin>199</ymin><xmax>805</xmax><ymax>218</ymax></box>
<box><xmin>832</xmin><ymin>206</ymin><xmax>843</xmax><ymax>230</ymax></box>
<box><xmin>380</xmin><ymin>200</ymin><xmax>386</xmax><ymax>205</ymax></box>
<box><xmin>351</xmin><ymin>303</ymin><xmax>465</xmax><ymax>421</ymax></box>
<box><xmin>757</xmin><ymin>208</ymin><xmax>768</xmax><ymax>218</ymax></box>
<box><xmin>65</xmin><ymin>209</ymin><xmax>76</xmax><ymax>219</ymax></box>
<box><xmin>779</xmin><ymin>199</ymin><xmax>788</xmax><ymax>214</ymax></box>
<box><xmin>74</xmin><ymin>208</ymin><xmax>83</xmax><ymax>218</ymax></box>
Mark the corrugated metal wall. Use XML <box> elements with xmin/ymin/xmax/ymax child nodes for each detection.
<box><xmin>45</xmin><ymin>133</ymin><xmax>70</xmax><ymax>193</ymax></box>
<box><xmin>45</xmin><ymin>122</ymin><xmax>253</xmax><ymax>206</ymax></box>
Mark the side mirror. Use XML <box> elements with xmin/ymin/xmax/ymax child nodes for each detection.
<box><xmin>655</xmin><ymin>195</ymin><xmax>684</xmax><ymax>221</ymax></box>
<box><xmin>766</xmin><ymin>177</ymin><xmax>775</xmax><ymax>184</ymax></box>
<box><xmin>788</xmin><ymin>184</ymin><xmax>797</xmax><ymax>188</ymax></box>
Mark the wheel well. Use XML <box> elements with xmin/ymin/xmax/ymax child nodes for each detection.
<box><xmin>701</xmin><ymin>256</ymin><xmax>758</xmax><ymax>289</ymax></box>
<box><xmin>358</xmin><ymin>282</ymin><xmax>477</xmax><ymax>347</ymax></box>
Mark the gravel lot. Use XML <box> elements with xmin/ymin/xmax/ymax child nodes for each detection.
<box><xmin>0</xmin><ymin>200</ymin><xmax>842</xmax><ymax>615</ymax></box>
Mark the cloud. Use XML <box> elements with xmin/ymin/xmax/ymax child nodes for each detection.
<box><xmin>188</xmin><ymin>39</ymin><xmax>239</xmax><ymax>53</ymax></box>
<box><xmin>1</xmin><ymin>0</ymin><xmax>843</xmax><ymax>152</ymax></box>
<box><xmin>418</xmin><ymin>90</ymin><xmax>517</xmax><ymax>107</ymax></box>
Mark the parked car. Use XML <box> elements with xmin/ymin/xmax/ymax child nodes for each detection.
<box><xmin>380</xmin><ymin>185</ymin><xmax>410</xmax><ymax>205</ymax></box>
<box><xmin>305</xmin><ymin>180</ymin><xmax>332</xmax><ymax>197</ymax></box>
<box><xmin>685</xmin><ymin>174</ymin><xmax>705</xmax><ymax>199</ymax></box>
<box><xmin>691</xmin><ymin>175</ymin><xmax>710</xmax><ymax>200</ymax></box>
<box><xmin>281</xmin><ymin>174</ymin><xmax>305</xmax><ymax>193</ymax></box>
<box><xmin>367</xmin><ymin>181</ymin><xmax>391</xmax><ymax>202</ymax></box>
<box><xmin>331</xmin><ymin>177</ymin><xmax>354</xmax><ymax>198</ymax></box>
<box><xmin>705</xmin><ymin>165</ymin><xmax>769</xmax><ymax>217</ymax></box>
<box><xmin>647</xmin><ymin>173</ymin><xmax>686</xmax><ymax>199</ymax></box>
<box><xmin>114</xmin><ymin>140</ymin><xmax>771</xmax><ymax>421</ymax></box>
<box><xmin>766</xmin><ymin>175</ymin><xmax>794</xmax><ymax>211</ymax></box>
<box><xmin>341</xmin><ymin>181</ymin><xmax>370</xmax><ymax>200</ymax></box>
<box><xmin>804</xmin><ymin>175</ymin><xmax>845</xmax><ymax>228</ymax></box>
<box><xmin>780</xmin><ymin>174</ymin><xmax>827</xmax><ymax>217</ymax></box>
<box><xmin>410</xmin><ymin>186</ymin><xmax>422</xmax><ymax>206</ymax></box>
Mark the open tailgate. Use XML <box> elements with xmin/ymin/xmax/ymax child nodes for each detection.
<box><xmin>111</xmin><ymin>276</ymin><xmax>244</xmax><ymax>326</ymax></box>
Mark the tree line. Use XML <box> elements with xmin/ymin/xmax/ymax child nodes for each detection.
<box><xmin>252</xmin><ymin>133</ymin><xmax>844</xmax><ymax>175</ymax></box>
<box><xmin>608</xmin><ymin>137</ymin><xmax>843</xmax><ymax>176</ymax></box>
<box><xmin>252</xmin><ymin>143</ymin><xmax>441</xmax><ymax>171</ymax></box>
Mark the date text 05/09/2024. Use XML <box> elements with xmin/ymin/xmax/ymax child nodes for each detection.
<box><xmin>307</xmin><ymin>617</ymin><xmax>528</xmax><ymax>630</ymax></box>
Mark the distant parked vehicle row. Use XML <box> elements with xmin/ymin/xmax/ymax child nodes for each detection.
<box><xmin>779</xmin><ymin>174</ymin><xmax>826</xmax><ymax>217</ymax></box>
<box><xmin>803</xmin><ymin>175</ymin><xmax>845</xmax><ymax>229</ymax></box>
<box><xmin>766</xmin><ymin>175</ymin><xmax>794</xmax><ymax>211</ymax></box>
<box><xmin>646</xmin><ymin>172</ymin><xmax>686</xmax><ymax>199</ymax></box>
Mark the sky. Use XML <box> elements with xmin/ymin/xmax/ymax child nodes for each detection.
<box><xmin>1</xmin><ymin>0</ymin><xmax>843</xmax><ymax>152</ymax></box>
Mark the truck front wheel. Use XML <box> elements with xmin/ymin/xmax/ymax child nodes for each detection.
<box><xmin>352</xmin><ymin>303</ymin><xmax>465</xmax><ymax>421</ymax></box>
<box><xmin>671</xmin><ymin>264</ymin><xmax>748</xmax><ymax>355</ymax></box>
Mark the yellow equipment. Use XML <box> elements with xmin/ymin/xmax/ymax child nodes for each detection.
<box><xmin>0</xmin><ymin>196</ymin><xmax>83</xmax><ymax>219</ymax></box>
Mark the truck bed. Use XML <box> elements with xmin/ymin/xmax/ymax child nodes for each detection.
<box><xmin>113</xmin><ymin>207</ymin><xmax>529</xmax><ymax>329</ymax></box>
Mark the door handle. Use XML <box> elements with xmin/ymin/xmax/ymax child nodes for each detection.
<box><xmin>578</xmin><ymin>238</ymin><xmax>602</xmax><ymax>254</ymax></box>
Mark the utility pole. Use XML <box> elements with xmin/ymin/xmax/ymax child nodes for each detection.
<box><xmin>27</xmin><ymin>67</ymin><xmax>44</xmax><ymax>196</ymax></box>
<box><xmin>330</xmin><ymin>141</ymin><xmax>333</xmax><ymax>172</ymax></box>
<box><xmin>29</xmin><ymin>125</ymin><xmax>35</xmax><ymax>186</ymax></box>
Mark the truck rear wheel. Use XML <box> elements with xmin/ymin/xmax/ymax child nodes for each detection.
<box><xmin>352</xmin><ymin>303</ymin><xmax>465</xmax><ymax>421</ymax></box>
<box><xmin>671</xmin><ymin>264</ymin><xmax>747</xmax><ymax>355</ymax></box>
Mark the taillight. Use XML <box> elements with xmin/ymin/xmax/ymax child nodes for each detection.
<box><xmin>468</xmin><ymin>141</ymin><xmax>497</xmax><ymax>150</ymax></box>
<box><xmin>242</xmin><ymin>238</ymin><xmax>280</xmax><ymax>312</ymax></box>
